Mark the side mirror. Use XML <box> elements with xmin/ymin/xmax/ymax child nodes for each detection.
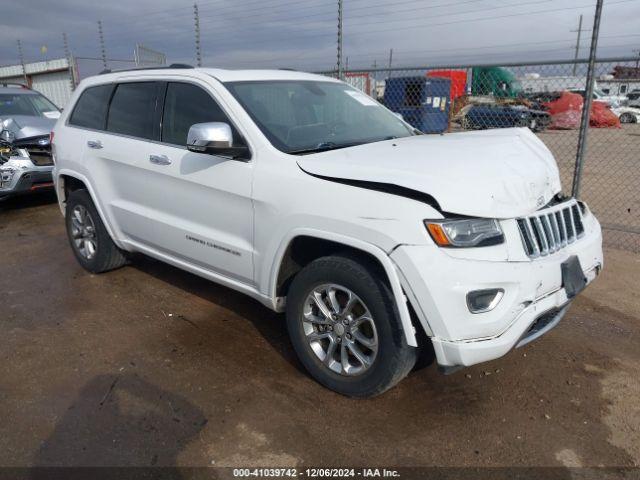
<box><xmin>186</xmin><ymin>122</ymin><xmax>250</xmax><ymax>160</ymax></box>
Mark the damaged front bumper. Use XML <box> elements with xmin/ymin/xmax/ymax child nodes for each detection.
<box><xmin>391</xmin><ymin>207</ymin><xmax>603</xmax><ymax>370</ymax></box>
<box><xmin>0</xmin><ymin>156</ymin><xmax>54</xmax><ymax>199</ymax></box>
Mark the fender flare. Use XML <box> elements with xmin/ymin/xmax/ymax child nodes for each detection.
<box><xmin>54</xmin><ymin>168</ymin><xmax>122</xmax><ymax>248</ymax></box>
<box><xmin>268</xmin><ymin>228</ymin><xmax>418</xmax><ymax>347</ymax></box>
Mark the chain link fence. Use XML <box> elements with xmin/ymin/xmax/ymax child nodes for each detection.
<box><xmin>319</xmin><ymin>57</ymin><xmax>640</xmax><ymax>252</ymax></box>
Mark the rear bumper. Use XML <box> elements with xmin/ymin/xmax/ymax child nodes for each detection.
<box><xmin>391</xmin><ymin>212</ymin><xmax>603</xmax><ymax>368</ymax></box>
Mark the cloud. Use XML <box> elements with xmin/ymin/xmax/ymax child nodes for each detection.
<box><xmin>1</xmin><ymin>0</ymin><xmax>638</xmax><ymax>74</ymax></box>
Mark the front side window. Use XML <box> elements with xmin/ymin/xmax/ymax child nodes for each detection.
<box><xmin>0</xmin><ymin>92</ymin><xmax>59</xmax><ymax>118</ymax></box>
<box><xmin>225</xmin><ymin>80</ymin><xmax>414</xmax><ymax>154</ymax></box>
<box><xmin>69</xmin><ymin>84</ymin><xmax>113</xmax><ymax>130</ymax></box>
<box><xmin>107</xmin><ymin>82</ymin><xmax>159</xmax><ymax>140</ymax></box>
<box><xmin>161</xmin><ymin>82</ymin><xmax>240</xmax><ymax>146</ymax></box>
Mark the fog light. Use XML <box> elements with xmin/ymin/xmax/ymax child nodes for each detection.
<box><xmin>466</xmin><ymin>288</ymin><xmax>504</xmax><ymax>314</ymax></box>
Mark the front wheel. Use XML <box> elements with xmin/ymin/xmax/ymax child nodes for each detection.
<box><xmin>286</xmin><ymin>255</ymin><xmax>417</xmax><ymax>397</ymax></box>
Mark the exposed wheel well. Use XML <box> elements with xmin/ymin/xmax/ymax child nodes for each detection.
<box><xmin>60</xmin><ymin>175</ymin><xmax>87</xmax><ymax>204</ymax></box>
<box><xmin>275</xmin><ymin>236</ymin><xmax>389</xmax><ymax>298</ymax></box>
<box><xmin>276</xmin><ymin>235</ymin><xmax>433</xmax><ymax>360</ymax></box>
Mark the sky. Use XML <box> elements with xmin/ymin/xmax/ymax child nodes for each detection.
<box><xmin>1</xmin><ymin>0</ymin><xmax>639</xmax><ymax>76</ymax></box>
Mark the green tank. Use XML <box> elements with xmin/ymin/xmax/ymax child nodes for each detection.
<box><xmin>471</xmin><ymin>67</ymin><xmax>523</xmax><ymax>98</ymax></box>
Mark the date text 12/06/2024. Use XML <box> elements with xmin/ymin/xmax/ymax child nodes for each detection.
<box><xmin>232</xmin><ymin>468</ymin><xmax>401</xmax><ymax>478</ymax></box>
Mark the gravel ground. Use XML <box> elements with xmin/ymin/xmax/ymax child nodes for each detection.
<box><xmin>537</xmin><ymin>124</ymin><xmax>640</xmax><ymax>252</ymax></box>
<box><xmin>1</xmin><ymin>192</ymin><xmax>639</xmax><ymax>474</ymax></box>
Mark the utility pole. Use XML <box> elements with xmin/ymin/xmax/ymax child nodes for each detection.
<box><xmin>573</xmin><ymin>0</ymin><xmax>603</xmax><ymax>198</ymax></box>
<box><xmin>570</xmin><ymin>14</ymin><xmax>588</xmax><ymax>75</ymax></box>
<box><xmin>97</xmin><ymin>20</ymin><xmax>107</xmax><ymax>70</ymax></box>
<box><xmin>388</xmin><ymin>48</ymin><xmax>393</xmax><ymax>69</ymax></box>
<box><xmin>62</xmin><ymin>33</ymin><xmax>76</xmax><ymax>91</ymax></box>
<box><xmin>337</xmin><ymin>0</ymin><xmax>343</xmax><ymax>79</ymax></box>
<box><xmin>16</xmin><ymin>40</ymin><xmax>27</xmax><ymax>84</ymax></box>
<box><xmin>634</xmin><ymin>49</ymin><xmax>640</xmax><ymax>70</ymax></box>
<box><xmin>194</xmin><ymin>3</ymin><xmax>202</xmax><ymax>67</ymax></box>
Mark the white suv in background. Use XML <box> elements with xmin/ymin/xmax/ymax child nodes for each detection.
<box><xmin>52</xmin><ymin>66</ymin><xmax>603</xmax><ymax>397</ymax></box>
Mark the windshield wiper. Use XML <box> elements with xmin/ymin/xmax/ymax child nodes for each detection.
<box><xmin>288</xmin><ymin>141</ymin><xmax>362</xmax><ymax>155</ymax></box>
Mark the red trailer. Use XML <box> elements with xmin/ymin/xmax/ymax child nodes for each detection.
<box><xmin>427</xmin><ymin>70</ymin><xmax>467</xmax><ymax>100</ymax></box>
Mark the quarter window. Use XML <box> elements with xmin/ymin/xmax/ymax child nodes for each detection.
<box><xmin>69</xmin><ymin>85</ymin><xmax>113</xmax><ymax>130</ymax></box>
<box><xmin>107</xmin><ymin>82</ymin><xmax>159</xmax><ymax>140</ymax></box>
<box><xmin>161</xmin><ymin>82</ymin><xmax>240</xmax><ymax>146</ymax></box>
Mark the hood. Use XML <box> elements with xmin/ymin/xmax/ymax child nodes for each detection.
<box><xmin>0</xmin><ymin>115</ymin><xmax>56</xmax><ymax>141</ymax></box>
<box><xmin>297</xmin><ymin>127</ymin><xmax>562</xmax><ymax>219</ymax></box>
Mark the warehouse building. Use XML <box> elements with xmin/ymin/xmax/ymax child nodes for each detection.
<box><xmin>0</xmin><ymin>58</ymin><xmax>75</xmax><ymax>109</ymax></box>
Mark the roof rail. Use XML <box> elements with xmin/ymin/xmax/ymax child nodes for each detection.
<box><xmin>98</xmin><ymin>63</ymin><xmax>195</xmax><ymax>75</ymax></box>
<box><xmin>0</xmin><ymin>82</ymin><xmax>31</xmax><ymax>89</ymax></box>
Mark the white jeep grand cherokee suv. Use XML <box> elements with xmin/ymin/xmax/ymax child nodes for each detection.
<box><xmin>52</xmin><ymin>66</ymin><xmax>603</xmax><ymax>397</ymax></box>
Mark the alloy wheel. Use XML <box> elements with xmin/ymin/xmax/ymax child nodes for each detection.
<box><xmin>302</xmin><ymin>284</ymin><xmax>378</xmax><ymax>376</ymax></box>
<box><xmin>70</xmin><ymin>205</ymin><xmax>98</xmax><ymax>260</ymax></box>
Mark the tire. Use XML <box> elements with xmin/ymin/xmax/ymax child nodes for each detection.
<box><xmin>65</xmin><ymin>189</ymin><xmax>128</xmax><ymax>273</ymax></box>
<box><xmin>619</xmin><ymin>112</ymin><xmax>636</xmax><ymax>124</ymax></box>
<box><xmin>286</xmin><ymin>254</ymin><xmax>417</xmax><ymax>397</ymax></box>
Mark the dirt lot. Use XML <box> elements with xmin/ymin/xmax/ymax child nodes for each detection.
<box><xmin>1</xmin><ymin>192</ymin><xmax>639</xmax><ymax>475</ymax></box>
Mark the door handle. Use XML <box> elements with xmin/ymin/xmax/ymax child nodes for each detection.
<box><xmin>87</xmin><ymin>140</ymin><xmax>103</xmax><ymax>149</ymax></box>
<box><xmin>149</xmin><ymin>154</ymin><xmax>172</xmax><ymax>166</ymax></box>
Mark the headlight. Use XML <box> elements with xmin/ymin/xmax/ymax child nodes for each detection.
<box><xmin>425</xmin><ymin>218</ymin><xmax>504</xmax><ymax>247</ymax></box>
<box><xmin>0</xmin><ymin>166</ymin><xmax>16</xmax><ymax>189</ymax></box>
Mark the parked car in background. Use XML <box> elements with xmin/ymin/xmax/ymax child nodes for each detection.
<box><xmin>459</xmin><ymin>104</ymin><xmax>551</xmax><ymax>132</ymax></box>
<box><xmin>626</xmin><ymin>90</ymin><xmax>640</xmax><ymax>108</ymax></box>
<box><xmin>612</xmin><ymin>105</ymin><xmax>640</xmax><ymax>124</ymax></box>
<box><xmin>0</xmin><ymin>83</ymin><xmax>59</xmax><ymax>200</ymax></box>
<box><xmin>570</xmin><ymin>87</ymin><xmax>627</xmax><ymax>108</ymax></box>
<box><xmin>52</xmin><ymin>67</ymin><xmax>602</xmax><ymax>397</ymax></box>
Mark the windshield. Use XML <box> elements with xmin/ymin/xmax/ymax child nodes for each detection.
<box><xmin>225</xmin><ymin>80</ymin><xmax>414</xmax><ymax>154</ymax></box>
<box><xmin>0</xmin><ymin>93</ymin><xmax>59</xmax><ymax>118</ymax></box>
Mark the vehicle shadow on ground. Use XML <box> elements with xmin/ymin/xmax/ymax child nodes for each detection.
<box><xmin>31</xmin><ymin>373</ymin><xmax>206</xmax><ymax>475</ymax></box>
<box><xmin>0</xmin><ymin>190</ymin><xmax>57</xmax><ymax>213</ymax></box>
<box><xmin>130</xmin><ymin>255</ymin><xmax>306</xmax><ymax>375</ymax></box>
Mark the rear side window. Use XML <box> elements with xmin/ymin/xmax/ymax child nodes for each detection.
<box><xmin>107</xmin><ymin>82</ymin><xmax>159</xmax><ymax>140</ymax></box>
<box><xmin>69</xmin><ymin>85</ymin><xmax>113</xmax><ymax>129</ymax></box>
<box><xmin>161</xmin><ymin>82</ymin><xmax>241</xmax><ymax>146</ymax></box>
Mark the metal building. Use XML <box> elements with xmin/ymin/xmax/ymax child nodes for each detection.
<box><xmin>0</xmin><ymin>58</ymin><xmax>75</xmax><ymax>109</ymax></box>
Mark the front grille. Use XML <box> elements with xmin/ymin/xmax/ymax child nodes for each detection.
<box><xmin>14</xmin><ymin>136</ymin><xmax>53</xmax><ymax>167</ymax></box>
<box><xmin>25</xmin><ymin>146</ymin><xmax>53</xmax><ymax>166</ymax></box>
<box><xmin>516</xmin><ymin>200</ymin><xmax>585</xmax><ymax>258</ymax></box>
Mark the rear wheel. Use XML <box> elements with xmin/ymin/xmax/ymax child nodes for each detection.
<box><xmin>65</xmin><ymin>189</ymin><xmax>128</xmax><ymax>273</ymax></box>
<box><xmin>286</xmin><ymin>255</ymin><xmax>417</xmax><ymax>397</ymax></box>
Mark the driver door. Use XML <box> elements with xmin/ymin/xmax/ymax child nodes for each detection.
<box><xmin>134</xmin><ymin>81</ymin><xmax>254</xmax><ymax>284</ymax></box>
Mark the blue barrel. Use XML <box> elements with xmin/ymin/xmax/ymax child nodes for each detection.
<box><xmin>384</xmin><ymin>76</ymin><xmax>451</xmax><ymax>133</ymax></box>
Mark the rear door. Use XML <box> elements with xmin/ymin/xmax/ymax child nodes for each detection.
<box><xmin>81</xmin><ymin>81</ymin><xmax>164</xmax><ymax>244</ymax></box>
<box><xmin>133</xmin><ymin>80</ymin><xmax>254</xmax><ymax>284</ymax></box>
